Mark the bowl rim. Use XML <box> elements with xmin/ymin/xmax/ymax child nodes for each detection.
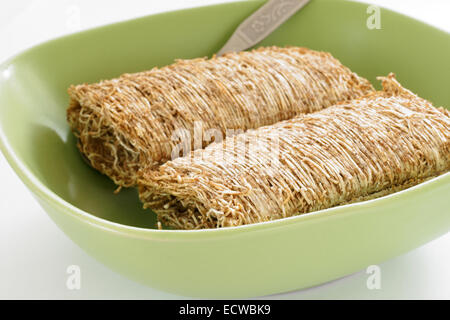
<box><xmin>0</xmin><ymin>0</ymin><xmax>449</xmax><ymax>239</ymax></box>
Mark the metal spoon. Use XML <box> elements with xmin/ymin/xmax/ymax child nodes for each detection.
<box><xmin>217</xmin><ymin>0</ymin><xmax>311</xmax><ymax>55</ymax></box>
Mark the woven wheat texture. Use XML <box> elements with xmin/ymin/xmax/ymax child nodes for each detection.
<box><xmin>138</xmin><ymin>74</ymin><xmax>450</xmax><ymax>230</ymax></box>
<box><xmin>67</xmin><ymin>46</ymin><xmax>374</xmax><ymax>187</ymax></box>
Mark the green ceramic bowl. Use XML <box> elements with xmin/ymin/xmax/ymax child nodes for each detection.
<box><xmin>0</xmin><ymin>0</ymin><xmax>449</xmax><ymax>298</ymax></box>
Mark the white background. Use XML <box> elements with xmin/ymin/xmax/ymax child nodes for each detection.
<box><xmin>0</xmin><ymin>0</ymin><xmax>449</xmax><ymax>299</ymax></box>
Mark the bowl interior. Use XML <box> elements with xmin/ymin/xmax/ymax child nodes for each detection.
<box><xmin>0</xmin><ymin>0</ymin><xmax>449</xmax><ymax>229</ymax></box>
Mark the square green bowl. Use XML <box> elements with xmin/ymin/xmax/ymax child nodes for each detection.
<box><xmin>0</xmin><ymin>0</ymin><xmax>449</xmax><ymax>298</ymax></box>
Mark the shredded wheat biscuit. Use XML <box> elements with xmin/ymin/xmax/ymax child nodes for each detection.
<box><xmin>67</xmin><ymin>46</ymin><xmax>374</xmax><ymax>187</ymax></box>
<box><xmin>138</xmin><ymin>74</ymin><xmax>450</xmax><ymax>229</ymax></box>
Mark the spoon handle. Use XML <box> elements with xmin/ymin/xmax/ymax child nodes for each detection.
<box><xmin>217</xmin><ymin>0</ymin><xmax>310</xmax><ymax>56</ymax></box>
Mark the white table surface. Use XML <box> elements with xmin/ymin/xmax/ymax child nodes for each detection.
<box><xmin>0</xmin><ymin>0</ymin><xmax>449</xmax><ymax>299</ymax></box>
